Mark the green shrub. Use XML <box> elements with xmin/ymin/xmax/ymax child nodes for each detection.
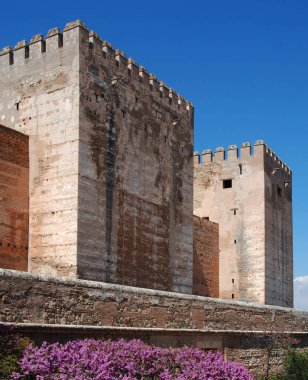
<box><xmin>283</xmin><ymin>348</ymin><xmax>308</xmax><ymax>380</ymax></box>
<box><xmin>0</xmin><ymin>325</ymin><xmax>32</xmax><ymax>380</ymax></box>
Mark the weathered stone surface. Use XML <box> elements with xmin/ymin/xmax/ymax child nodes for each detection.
<box><xmin>0</xmin><ymin>22</ymin><xmax>194</xmax><ymax>293</ymax></box>
<box><xmin>0</xmin><ymin>126</ymin><xmax>29</xmax><ymax>271</ymax></box>
<box><xmin>194</xmin><ymin>143</ymin><xmax>293</xmax><ymax>307</ymax></box>
<box><xmin>0</xmin><ymin>269</ymin><xmax>306</xmax><ymax>331</ymax></box>
<box><xmin>193</xmin><ymin>216</ymin><xmax>219</xmax><ymax>297</ymax></box>
<box><xmin>0</xmin><ymin>269</ymin><xmax>307</xmax><ymax>377</ymax></box>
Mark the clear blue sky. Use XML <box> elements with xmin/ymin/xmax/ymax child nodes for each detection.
<box><xmin>1</xmin><ymin>0</ymin><xmax>307</xmax><ymax>306</ymax></box>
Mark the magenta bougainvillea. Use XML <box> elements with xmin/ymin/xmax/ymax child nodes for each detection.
<box><xmin>12</xmin><ymin>338</ymin><xmax>253</xmax><ymax>380</ymax></box>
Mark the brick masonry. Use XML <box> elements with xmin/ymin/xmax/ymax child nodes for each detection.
<box><xmin>193</xmin><ymin>216</ymin><xmax>219</xmax><ymax>297</ymax></box>
<box><xmin>0</xmin><ymin>269</ymin><xmax>307</xmax><ymax>377</ymax></box>
<box><xmin>0</xmin><ymin>125</ymin><xmax>29</xmax><ymax>271</ymax></box>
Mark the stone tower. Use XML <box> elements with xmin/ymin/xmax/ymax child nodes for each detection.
<box><xmin>194</xmin><ymin>141</ymin><xmax>293</xmax><ymax>307</ymax></box>
<box><xmin>0</xmin><ymin>20</ymin><xmax>194</xmax><ymax>294</ymax></box>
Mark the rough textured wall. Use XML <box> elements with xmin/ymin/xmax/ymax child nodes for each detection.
<box><xmin>0</xmin><ymin>25</ymin><xmax>80</xmax><ymax>277</ymax></box>
<box><xmin>0</xmin><ymin>125</ymin><xmax>29</xmax><ymax>270</ymax></box>
<box><xmin>0</xmin><ymin>270</ymin><xmax>307</xmax><ymax>377</ymax></box>
<box><xmin>193</xmin><ymin>216</ymin><xmax>219</xmax><ymax>297</ymax></box>
<box><xmin>77</xmin><ymin>27</ymin><xmax>194</xmax><ymax>292</ymax></box>
<box><xmin>194</xmin><ymin>142</ymin><xmax>266</xmax><ymax>304</ymax></box>
<box><xmin>0</xmin><ymin>21</ymin><xmax>193</xmax><ymax>290</ymax></box>
<box><xmin>264</xmin><ymin>147</ymin><xmax>293</xmax><ymax>307</ymax></box>
<box><xmin>0</xmin><ymin>269</ymin><xmax>307</xmax><ymax>331</ymax></box>
<box><xmin>193</xmin><ymin>141</ymin><xmax>293</xmax><ymax>307</ymax></box>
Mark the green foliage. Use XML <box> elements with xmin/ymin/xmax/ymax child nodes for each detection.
<box><xmin>283</xmin><ymin>348</ymin><xmax>308</xmax><ymax>380</ymax></box>
<box><xmin>0</xmin><ymin>325</ymin><xmax>32</xmax><ymax>380</ymax></box>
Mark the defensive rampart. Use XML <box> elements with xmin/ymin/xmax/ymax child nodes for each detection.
<box><xmin>0</xmin><ymin>269</ymin><xmax>307</xmax><ymax>376</ymax></box>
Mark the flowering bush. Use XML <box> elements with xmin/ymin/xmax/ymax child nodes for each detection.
<box><xmin>0</xmin><ymin>325</ymin><xmax>32</xmax><ymax>380</ymax></box>
<box><xmin>12</xmin><ymin>338</ymin><xmax>253</xmax><ymax>380</ymax></box>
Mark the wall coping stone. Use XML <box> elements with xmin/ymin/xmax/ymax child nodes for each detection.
<box><xmin>1</xmin><ymin>269</ymin><xmax>307</xmax><ymax>316</ymax></box>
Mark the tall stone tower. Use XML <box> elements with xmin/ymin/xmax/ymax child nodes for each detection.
<box><xmin>0</xmin><ymin>20</ymin><xmax>194</xmax><ymax>294</ymax></box>
<box><xmin>194</xmin><ymin>141</ymin><xmax>293</xmax><ymax>307</ymax></box>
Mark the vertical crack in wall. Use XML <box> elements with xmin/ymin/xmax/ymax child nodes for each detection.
<box><xmin>105</xmin><ymin>101</ymin><xmax>116</xmax><ymax>282</ymax></box>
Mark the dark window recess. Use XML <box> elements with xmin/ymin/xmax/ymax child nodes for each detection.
<box><xmin>203</xmin><ymin>216</ymin><xmax>209</xmax><ymax>221</ymax></box>
<box><xmin>25</xmin><ymin>45</ymin><xmax>29</xmax><ymax>59</ymax></box>
<box><xmin>232</xmin><ymin>294</ymin><xmax>235</xmax><ymax>299</ymax></box>
<box><xmin>95</xmin><ymin>94</ymin><xmax>99</xmax><ymax>103</ymax></box>
<box><xmin>233</xmin><ymin>209</ymin><xmax>237</xmax><ymax>216</ymax></box>
<box><xmin>16</xmin><ymin>102</ymin><xmax>19</xmax><ymax>111</ymax></box>
<box><xmin>223</xmin><ymin>179</ymin><xmax>232</xmax><ymax>189</ymax></box>
<box><xmin>234</xmin><ymin>239</ymin><xmax>237</xmax><ymax>244</ymax></box>
<box><xmin>232</xmin><ymin>278</ymin><xmax>234</xmax><ymax>283</ymax></box>
<box><xmin>121</xmin><ymin>110</ymin><xmax>126</xmax><ymax>118</ymax></box>
<box><xmin>239</xmin><ymin>164</ymin><xmax>243</xmax><ymax>175</ymax></box>
<box><xmin>277</xmin><ymin>187</ymin><xmax>282</xmax><ymax>197</ymax></box>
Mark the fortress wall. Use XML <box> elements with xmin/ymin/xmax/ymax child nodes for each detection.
<box><xmin>264</xmin><ymin>146</ymin><xmax>293</xmax><ymax>307</ymax></box>
<box><xmin>194</xmin><ymin>142</ymin><xmax>266</xmax><ymax>304</ymax></box>
<box><xmin>0</xmin><ymin>269</ymin><xmax>307</xmax><ymax>333</ymax></box>
<box><xmin>0</xmin><ymin>26</ymin><xmax>81</xmax><ymax>278</ymax></box>
<box><xmin>193</xmin><ymin>216</ymin><xmax>219</xmax><ymax>297</ymax></box>
<box><xmin>0</xmin><ymin>126</ymin><xmax>29</xmax><ymax>270</ymax></box>
<box><xmin>76</xmin><ymin>25</ymin><xmax>194</xmax><ymax>292</ymax></box>
<box><xmin>0</xmin><ymin>269</ymin><xmax>307</xmax><ymax>377</ymax></box>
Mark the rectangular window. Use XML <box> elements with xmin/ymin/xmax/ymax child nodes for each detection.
<box><xmin>223</xmin><ymin>179</ymin><xmax>232</xmax><ymax>189</ymax></box>
<box><xmin>277</xmin><ymin>187</ymin><xmax>282</xmax><ymax>197</ymax></box>
<box><xmin>232</xmin><ymin>294</ymin><xmax>234</xmax><ymax>299</ymax></box>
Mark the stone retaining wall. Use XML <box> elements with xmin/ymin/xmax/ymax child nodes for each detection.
<box><xmin>1</xmin><ymin>269</ymin><xmax>307</xmax><ymax>377</ymax></box>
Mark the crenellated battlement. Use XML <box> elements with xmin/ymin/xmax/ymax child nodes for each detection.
<box><xmin>194</xmin><ymin>140</ymin><xmax>291</xmax><ymax>174</ymax></box>
<box><xmin>0</xmin><ymin>20</ymin><xmax>193</xmax><ymax>111</ymax></box>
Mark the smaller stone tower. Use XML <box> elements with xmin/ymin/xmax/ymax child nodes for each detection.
<box><xmin>194</xmin><ymin>141</ymin><xmax>293</xmax><ymax>307</ymax></box>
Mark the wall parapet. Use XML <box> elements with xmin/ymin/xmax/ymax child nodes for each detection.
<box><xmin>0</xmin><ymin>269</ymin><xmax>307</xmax><ymax>326</ymax></box>
<box><xmin>194</xmin><ymin>140</ymin><xmax>291</xmax><ymax>174</ymax></box>
<box><xmin>0</xmin><ymin>20</ymin><xmax>193</xmax><ymax>112</ymax></box>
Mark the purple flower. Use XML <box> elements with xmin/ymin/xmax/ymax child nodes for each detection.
<box><xmin>12</xmin><ymin>338</ymin><xmax>253</xmax><ymax>379</ymax></box>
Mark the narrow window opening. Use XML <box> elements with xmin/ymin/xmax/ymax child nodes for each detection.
<box><xmin>169</xmin><ymin>97</ymin><xmax>172</xmax><ymax>105</ymax></box>
<box><xmin>135</xmin><ymin>96</ymin><xmax>139</xmax><ymax>104</ymax></box>
<box><xmin>25</xmin><ymin>46</ymin><xmax>29</xmax><ymax>59</ymax></box>
<box><xmin>41</xmin><ymin>40</ymin><xmax>46</xmax><ymax>53</ymax></box>
<box><xmin>277</xmin><ymin>187</ymin><xmax>282</xmax><ymax>197</ymax></box>
<box><xmin>9</xmin><ymin>52</ymin><xmax>14</xmax><ymax>65</ymax></box>
<box><xmin>234</xmin><ymin>239</ymin><xmax>237</xmax><ymax>244</ymax></box>
<box><xmin>149</xmin><ymin>83</ymin><xmax>153</xmax><ymax>91</ymax></box>
<box><xmin>203</xmin><ymin>216</ymin><xmax>209</xmax><ymax>221</ymax></box>
<box><xmin>181</xmin><ymin>147</ymin><xmax>184</xmax><ymax>153</ymax></box>
<box><xmin>16</xmin><ymin>102</ymin><xmax>19</xmax><ymax>111</ymax></box>
<box><xmin>232</xmin><ymin>294</ymin><xmax>234</xmax><ymax>299</ymax></box>
<box><xmin>233</xmin><ymin>209</ymin><xmax>237</xmax><ymax>216</ymax></box>
<box><xmin>95</xmin><ymin>94</ymin><xmax>99</xmax><ymax>103</ymax></box>
<box><xmin>239</xmin><ymin>164</ymin><xmax>242</xmax><ymax>175</ymax></box>
<box><xmin>122</xmin><ymin>109</ymin><xmax>126</xmax><ymax>118</ymax></box>
<box><xmin>58</xmin><ymin>34</ymin><xmax>63</xmax><ymax>48</ymax></box>
<box><xmin>101</xmin><ymin>93</ymin><xmax>105</xmax><ymax>99</ymax></box>
<box><xmin>232</xmin><ymin>278</ymin><xmax>234</xmax><ymax>283</ymax></box>
<box><xmin>223</xmin><ymin>179</ymin><xmax>232</xmax><ymax>189</ymax></box>
<box><xmin>164</xmin><ymin>136</ymin><xmax>167</xmax><ymax>143</ymax></box>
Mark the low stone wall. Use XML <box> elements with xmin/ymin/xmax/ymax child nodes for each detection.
<box><xmin>1</xmin><ymin>269</ymin><xmax>307</xmax><ymax>377</ymax></box>
<box><xmin>193</xmin><ymin>216</ymin><xmax>219</xmax><ymax>297</ymax></box>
